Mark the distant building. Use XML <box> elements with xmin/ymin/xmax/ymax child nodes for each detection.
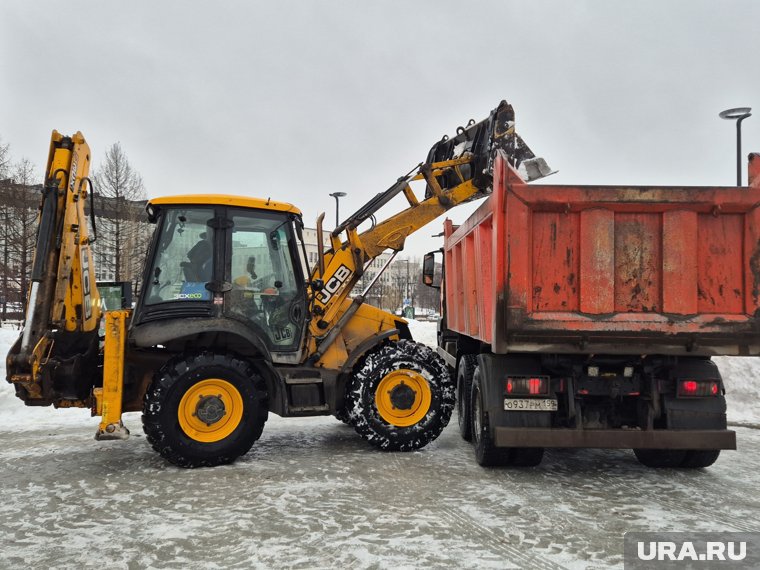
<box><xmin>0</xmin><ymin>179</ymin><xmax>421</xmax><ymax>317</ymax></box>
<box><xmin>0</xmin><ymin>180</ymin><xmax>150</xmax><ymax>317</ymax></box>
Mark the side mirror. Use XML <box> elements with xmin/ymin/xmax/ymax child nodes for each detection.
<box><xmin>422</xmin><ymin>251</ymin><xmax>441</xmax><ymax>289</ymax></box>
<box><xmin>97</xmin><ymin>281</ymin><xmax>133</xmax><ymax>310</ymax></box>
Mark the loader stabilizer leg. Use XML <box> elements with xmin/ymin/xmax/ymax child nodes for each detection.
<box><xmin>94</xmin><ymin>310</ymin><xmax>130</xmax><ymax>441</ymax></box>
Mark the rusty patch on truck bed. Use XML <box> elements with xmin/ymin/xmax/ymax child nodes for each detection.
<box><xmin>614</xmin><ymin>213</ymin><xmax>661</xmax><ymax>312</ymax></box>
<box><xmin>697</xmin><ymin>214</ymin><xmax>744</xmax><ymax>314</ymax></box>
<box><xmin>532</xmin><ymin>212</ymin><xmax>579</xmax><ymax>311</ymax></box>
<box><xmin>750</xmin><ymin>240</ymin><xmax>760</xmax><ymax>306</ymax></box>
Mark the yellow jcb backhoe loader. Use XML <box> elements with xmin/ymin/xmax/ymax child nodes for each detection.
<box><xmin>6</xmin><ymin>101</ymin><xmax>551</xmax><ymax>467</ymax></box>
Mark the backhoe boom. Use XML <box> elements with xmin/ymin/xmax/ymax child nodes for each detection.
<box><xmin>7</xmin><ymin>131</ymin><xmax>102</xmax><ymax>405</ymax></box>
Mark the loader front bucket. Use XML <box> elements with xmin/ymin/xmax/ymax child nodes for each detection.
<box><xmin>425</xmin><ymin>100</ymin><xmax>553</xmax><ymax>199</ymax></box>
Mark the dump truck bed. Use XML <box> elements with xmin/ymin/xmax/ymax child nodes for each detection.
<box><xmin>443</xmin><ymin>152</ymin><xmax>760</xmax><ymax>356</ymax></box>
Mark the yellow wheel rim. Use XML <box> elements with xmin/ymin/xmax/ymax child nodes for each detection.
<box><xmin>178</xmin><ymin>379</ymin><xmax>244</xmax><ymax>443</ymax></box>
<box><xmin>375</xmin><ymin>369</ymin><xmax>432</xmax><ymax>427</ymax></box>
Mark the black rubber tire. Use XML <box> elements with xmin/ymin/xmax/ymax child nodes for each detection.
<box><xmin>511</xmin><ymin>447</ymin><xmax>545</xmax><ymax>467</ymax></box>
<box><xmin>346</xmin><ymin>340</ymin><xmax>454</xmax><ymax>451</ymax></box>
<box><xmin>142</xmin><ymin>352</ymin><xmax>268</xmax><ymax>468</ymax></box>
<box><xmin>633</xmin><ymin>448</ymin><xmax>688</xmax><ymax>468</ymax></box>
<box><xmin>457</xmin><ymin>354</ymin><xmax>478</xmax><ymax>442</ymax></box>
<box><xmin>681</xmin><ymin>449</ymin><xmax>721</xmax><ymax>468</ymax></box>
<box><xmin>471</xmin><ymin>368</ymin><xmax>512</xmax><ymax>467</ymax></box>
<box><xmin>334</xmin><ymin>405</ymin><xmax>353</xmax><ymax>426</ymax></box>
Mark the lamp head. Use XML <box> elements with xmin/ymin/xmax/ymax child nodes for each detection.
<box><xmin>719</xmin><ymin>107</ymin><xmax>752</xmax><ymax>120</ymax></box>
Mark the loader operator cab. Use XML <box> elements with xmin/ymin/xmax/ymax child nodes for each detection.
<box><xmin>135</xmin><ymin>196</ymin><xmax>309</xmax><ymax>356</ymax></box>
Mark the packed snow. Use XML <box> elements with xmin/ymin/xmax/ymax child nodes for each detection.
<box><xmin>0</xmin><ymin>321</ymin><xmax>758</xmax><ymax>569</ymax></box>
<box><xmin>2</xmin><ymin>321</ymin><xmax>755</xmax><ymax>429</ymax></box>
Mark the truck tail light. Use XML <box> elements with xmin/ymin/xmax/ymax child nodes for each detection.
<box><xmin>506</xmin><ymin>376</ymin><xmax>549</xmax><ymax>396</ymax></box>
<box><xmin>677</xmin><ymin>379</ymin><xmax>720</xmax><ymax>398</ymax></box>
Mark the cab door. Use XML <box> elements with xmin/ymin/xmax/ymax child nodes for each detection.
<box><xmin>225</xmin><ymin>208</ymin><xmax>308</xmax><ymax>360</ymax></box>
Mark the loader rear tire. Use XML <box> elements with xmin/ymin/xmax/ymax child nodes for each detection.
<box><xmin>142</xmin><ymin>352</ymin><xmax>268</xmax><ymax>468</ymax></box>
<box><xmin>346</xmin><ymin>340</ymin><xmax>454</xmax><ymax>452</ymax></box>
<box><xmin>457</xmin><ymin>354</ymin><xmax>478</xmax><ymax>442</ymax></box>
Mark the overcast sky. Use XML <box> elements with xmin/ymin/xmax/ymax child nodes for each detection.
<box><xmin>2</xmin><ymin>0</ymin><xmax>759</xmax><ymax>258</ymax></box>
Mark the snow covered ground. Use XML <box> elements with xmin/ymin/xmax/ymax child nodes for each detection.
<box><xmin>0</xmin><ymin>322</ymin><xmax>759</xmax><ymax>569</ymax></box>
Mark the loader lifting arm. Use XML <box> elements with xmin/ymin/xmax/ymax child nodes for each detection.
<box><xmin>308</xmin><ymin>101</ymin><xmax>552</xmax><ymax>339</ymax></box>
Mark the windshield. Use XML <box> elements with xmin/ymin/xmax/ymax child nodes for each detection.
<box><xmin>144</xmin><ymin>208</ymin><xmax>214</xmax><ymax>304</ymax></box>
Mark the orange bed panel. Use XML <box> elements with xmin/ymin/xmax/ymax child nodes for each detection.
<box><xmin>443</xmin><ymin>153</ymin><xmax>760</xmax><ymax>356</ymax></box>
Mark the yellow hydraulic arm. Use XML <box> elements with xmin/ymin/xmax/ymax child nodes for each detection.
<box><xmin>7</xmin><ymin>132</ymin><xmax>103</xmax><ymax>405</ymax></box>
<box><xmin>309</xmin><ymin>158</ymin><xmax>481</xmax><ymax>333</ymax></box>
<box><xmin>310</xmin><ymin>101</ymin><xmax>551</xmax><ymax>338</ymax></box>
<box><xmin>6</xmin><ymin>130</ymin><xmax>130</xmax><ymax>437</ymax></box>
<box><xmin>307</xmin><ymin>101</ymin><xmax>552</xmax><ymax>359</ymax></box>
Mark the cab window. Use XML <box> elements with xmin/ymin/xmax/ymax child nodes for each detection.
<box><xmin>227</xmin><ymin>211</ymin><xmax>305</xmax><ymax>351</ymax></box>
<box><xmin>144</xmin><ymin>208</ymin><xmax>214</xmax><ymax>304</ymax></box>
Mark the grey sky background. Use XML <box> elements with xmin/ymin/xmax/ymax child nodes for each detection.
<box><xmin>2</xmin><ymin>0</ymin><xmax>759</xmax><ymax>258</ymax></box>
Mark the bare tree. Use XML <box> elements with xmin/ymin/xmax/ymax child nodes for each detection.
<box><xmin>8</xmin><ymin>158</ymin><xmax>40</xmax><ymax>308</ymax></box>
<box><xmin>92</xmin><ymin>143</ymin><xmax>148</xmax><ymax>289</ymax></box>
<box><xmin>0</xmin><ymin>138</ymin><xmax>14</xmax><ymax>320</ymax></box>
<box><xmin>0</xmin><ymin>137</ymin><xmax>10</xmax><ymax>179</ymax></box>
<box><xmin>0</xmin><ymin>158</ymin><xmax>41</xmax><ymax>320</ymax></box>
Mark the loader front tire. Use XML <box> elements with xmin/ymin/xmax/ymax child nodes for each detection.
<box><xmin>347</xmin><ymin>340</ymin><xmax>454</xmax><ymax>452</ymax></box>
<box><xmin>142</xmin><ymin>352</ymin><xmax>268</xmax><ymax>468</ymax></box>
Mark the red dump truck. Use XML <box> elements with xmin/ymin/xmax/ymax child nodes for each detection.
<box><xmin>423</xmin><ymin>151</ymin><xmax>760</xmax><ymax>468</ymax></box>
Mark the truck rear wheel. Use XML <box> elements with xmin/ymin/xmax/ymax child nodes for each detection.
<box><xmin>681</xmin><ymin>450</ymin><xmax>721</xmax><ymax>468</ymax></box>
<box><xmin>633</xmin><ymin>448</ymin><xmax>688</xmax><ymax>468</ymax></box>
<box><xmin>457</xmin><ymin>354</ymin><xmax>478</xmax><ymax>442</ymax></box>
<box><xmin>511</xmin><ymin>447</ymin><xmax>545</xmax><ymax>467</ymax></box>
<box><xmin>142</xmin><ymin>352</ymin><xmax>268</xmax><ymax>468</ymax></box>
<box><xmin>471</xmin><ymin>369</ymin><xmax>512</xmax><ymax>466</ymax></box>
<box><xmin>634</xmin><ymin>448</ymin><xmax>721</xmax><ymax>469</ymax></box>
<box><xmin>346</xmin><ymin>340</ymin><xmax>454</xmax><ymax>451</ymax></box>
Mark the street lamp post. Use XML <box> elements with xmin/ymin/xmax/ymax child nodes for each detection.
<box><xmin>719</xmin><ymin>107</ymin><xmax>752</xmax><ymax>186</ymax></box>
<box><xmin>405</xmin><ymin>259</ymin><xmax>410</xmax><ymax>302</ymax></box>
<box><xmin>398</xmin><ymin>258</ymin><xmax>414</xmax><ymax>319</ymax></box>
<box><xmin>328</xmin><ymin>192</ymin><xmax>347</xmax><ymax>227</ymax></box>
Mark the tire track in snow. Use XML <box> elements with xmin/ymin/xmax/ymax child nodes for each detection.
<box><xmin>438</xmin><ymin>504</ymin><xmax>569</xmax><ymax>570</ymax></box>
<box><xmin>541</xmin><ymin>447</ymin><xmax>760</xmax><ymax>534</ymax></box>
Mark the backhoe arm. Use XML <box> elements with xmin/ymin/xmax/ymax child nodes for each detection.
<box><xmin>7</xmin><ymin>131</ymin><xmax>101</xmax><ymax>404</ymax></box>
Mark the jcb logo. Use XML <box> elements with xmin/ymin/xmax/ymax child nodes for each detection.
<box><xmin>318</xmin><ymin>265</ymin><xmax>352</xmax><ymax>304</ymax></box>
<box><xmin>69</xmin><ymin>153</ymin><xmax>79</xmax><ymax>192</ymax></box>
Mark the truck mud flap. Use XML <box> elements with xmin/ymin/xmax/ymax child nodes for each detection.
<box><xmin>493</xmin><ymin>428</ymin><xmax>737</xmax><ymax>450</ymax></box>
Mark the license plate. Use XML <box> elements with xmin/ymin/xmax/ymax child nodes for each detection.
<box><xmin>504</xmin><ymin>398</ymin><xmax>558</xmax><ymax>412</ymax></box>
